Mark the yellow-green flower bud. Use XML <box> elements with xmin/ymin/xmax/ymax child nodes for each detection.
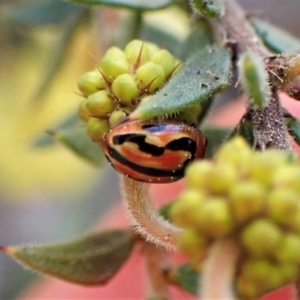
<box><xmin>135</xmin><ymin>61</ymin><xmax>165</xmax><ymax>93</ymax></box>
<box><xmin>99</xmin><ymin>47</ymin><xmax>130</xmax><ymax>82</ymax></box>
<box><xmin>279</xmin><ymin>263</ymin><xmax>298</xmax><ymax>284</ymax></box>
<box><xmin>86</xmin><ymin>117</ymin><xmax>109</xmax><ymax>142</ymax></box>
<box><xmin>111</xmin><ymin>74</ymin><xmax>139</xmax><ymax>105</ymax></box>
<box><xmin>267</xmin><ymin>188</ymin><xmax>298</xmax><ymax>225</ymax></box>
<box><xmin>195</xmin><ymin>198</ymin><xmax>233</xmax><ymax>238</ymax></box>
<box><xmin>288</xmin><ymin>206</ymin><xmax>300</xmax><ymax>233</ymax></box>
<box><xmin>215</xmin><ymin>137</ymin><xmax>252</xmax><ymax>173</ymax></box>
<box><xmin>78</xmin><ymin>99</ymin><xmax>91</xmax><ymax>122</ymax></box>
<box><xmin>77</xmin><ymin>70</ymin><xmax>106</xmax><ymax>96</ymax></box>
<box><xmin>241</xmin><ymin>219</ymin><xmax>282</xmax><ymax>258</ymax></box>
<box><xmin>170</xmin><ymin>189</ymin><xmax>206</xmax><ymax>228</ymax></box>
<box><xmin>272</xmin><ymin>165</ymin><xmax>300</xmax><ymax>192</ymax></box>
<box><xmin>239</xmin><ymin>259</ymin><xmax>281</xmax><ymax>295</ymax></box>
<box><xmin>205</xmin><ymin>163</ymin><xmax>238</xmax><ymax>195</ymax></box>
<box><xmin>108</xmin><ymin>109</ymin><xmax>130</xmax><ymax>127</ymax></box>
<box><xmin>178</xmin><ymin>229</ymin><xmax>208</xmax><ymax>261</ymax></box>
<box><xmin>229</xmin><ymin>181</ymin><xmax>266</xmax><ymax>224</ymax></box>
<box><xmin>124</xmin><ymin>39</ymin><xmax>150</xmax><ymax>67</ymax></box>
<box><xmin>86</xmin><ymin>90</ymin><xmax>115</xmax><ymax>118</ymax></box>
<box><xmin>151</xmin><ymin>49</ymin><xmax>176</xmax><ymax>78</ymax></box>
<box><xmin>146</xmin><ymin>42</ymin><xmax>160</xmax><ymax>57</ymax></box>
<box><xmin>248</xmin><ymin>151</ymin><xmax>288</xmax><ymax>186</ymax></box>
<box><xmin>185</xmin><ymin>161</ymin><xmax>212</xmax><ymax>190</ymax></box>
<box><xmin>274</xmin><ymin>234</ymin><xmax>300</xmax><ymax>264</ymax></box>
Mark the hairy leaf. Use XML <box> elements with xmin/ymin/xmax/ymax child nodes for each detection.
<box><xmin>129</xmin><ymin>45</ymin><xmax>231</xmax><ymax>120</ymax></box>
<box><xmin>251</xmin><ymin>18</ymin><xmax>300</xmax><ymax>55</ymax></box>
<box><xmin>64</xmin><ymin>0</ymin><xmax>172</xmax><ymax>10</ymax></box>
<box><xmin>1</xmin><ymin>230</ymin><xmax>135</xmax><ymax>285</ymax></box>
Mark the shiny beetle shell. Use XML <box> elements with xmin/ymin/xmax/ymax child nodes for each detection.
<box><xmin>101</xmin><ymin>120</ymin><xmax>207</xmax><ymax>183</ymax></box>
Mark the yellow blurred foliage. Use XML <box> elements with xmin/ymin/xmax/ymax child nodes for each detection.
<box><xmin>0</xmin><ymin>27</ymin><xmax>102</xmax><ymax>200</ymax></box>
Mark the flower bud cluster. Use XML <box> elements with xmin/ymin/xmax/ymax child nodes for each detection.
<box><xmin>170</xmin><ymin>137</ymin><xmax>300</xmax><ymax>298</ymax></box>
<box><xmin>77</xmin><ymin>40</ymin><xmax>196</xmax><ymax>142</ymax></box>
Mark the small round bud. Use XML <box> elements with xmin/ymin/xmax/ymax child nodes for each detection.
<box><xmin>240</xmin><ymin>219</ymin><xmax>282</xmax><ymax>258</ymax></box>
<box><xmin>86</xmin><ymin>117</ymin><xmax>109</xmax><ymax>142</ymax></box>
<box><xmin>178</xmin><ymin>229</ymin><xmax>208</xmax><ymax>260</ymax></box>
<box><xmin>108</xmin><ymin>109</ymin><xmax>130</xmax><ymax>127</ymax></box>
<box><xmin>124</xmin><ymin>39</ymin><xmax>150</xmax><ymax>67</ymax></box>
<box><xmin>151</xmin><ymin>49</ymin><xmax>176</xmax><ymax>78</ymax></box>
<box><xmin>229</xmin><ymin>181</ymin><xmax>266</xmax><ymax>224</ymax></box>
<box><xmin>288</xmin><ymin>206</ymin><xmax>300</xmax><ymax>233</ymax></box>
<box><xmin>77</xmin><ymin>70</ymin><xmax>106</xmax><ymax>96</ymax></box>
<box><xmin>146</xmin><ymin>42</ymin><xmax>160</xmax><ymax>57</ymax></box>
<box><xmin>248</xmin><ymin>151</ymin><xmax>288</xmax><ymax>186</ymax></box>
<box><xmin>78</xmin><ymin>99</ymin><xmax>91</xmax><ymax>122</ymax></box>
<box><xmin>170</xmin><ymin>189</ymin><xmax>205</xmax><ymax>228</ymax></box>
<box><xmin>267</xmin><ymin>188</ymin><xmax>298</xmax><ymax>225</ymax></box>
<box><xmin>135</xmin><ymin>62</ymin><xmax>165</xmax><ymax>93</ymax></box>
<box><xmin>272</xmin><ymin>165</ymin><xmax>300</xmax><ymax>192</ymax></box>
<box><xmin>205</xmin><ymin>163</ymin><xmax>238</xmax><ymax>195</ymax></box>
<box><xmin>86</xmin><ymin>91</ymin><xmax>115</xmax><ymax>118</ymax></box>
<box><xmin>239</xmin><ymin>259</ymin><xmax>281</xmax><ymax>294</ymax></box>
<box><xmin>274</xmin><ymin>234</ymin><xmax>300</xmax><ymax>264</ymax></box>
<box><xmin>99</xmin><ymin>47</ymin><xmax>130</xmax><ymax>82</ymax></box>
<box><xmin>216</xmin><ymin>137</ymin><xmax>252</xmax><ymax>173</ymax></box>
<box><xmin>195</xmin><ymin>197</ymin><xmax>233</xmax><ymax>238</ymax></box>
<box><xmin>185</xmin><ymin>161</ymin><xmax>213</xmax><ymax>190</ymax></box>
<box><xmin>111</xmin><ymin>74</ymin><xmax>139</xmax><ymax>105</ymax></box>
<box><xmin>279</xmin><ymin>263</ymin><xmax>298</xmax><ymax>284</ymax></box>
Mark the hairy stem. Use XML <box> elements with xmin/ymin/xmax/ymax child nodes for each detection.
<box><xmin>212</xmin><ymin>0</ymin><xmax>291</xmax><ymax>150</ymax></box>
<box><xmin>200</xmin><ymin>239</ymin><xmax>240</xmax><ymax>300</ymax></box>
<box><xmin>121</xmin><ymin>176</ymin><xmax>181</xmax><ymax>250</ymax></box>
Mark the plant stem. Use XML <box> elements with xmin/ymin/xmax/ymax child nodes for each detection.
<box><xmin>121</xmin><ymin>176</ymin><xmax>181</xmax><ymax>250</ymax></box>
<box><xmin>212</xmin><ymin>0</ymin><xmax>291</xmax><ymax>150</ymax></box>
<box><xmin>143</xmin><ymin>241</ymin><xmax>171</xmax><ymax>300</ymax></box>
<box><xmin>199</xmin><ymin>239</ymin><xmax>240</xmax><ymax>300</ymax></box>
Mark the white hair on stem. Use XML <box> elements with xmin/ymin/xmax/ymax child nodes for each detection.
<box><xmin>121</xmin><ymin>176</ymin><xmax>181</xmax><ymax>250</ymax></box>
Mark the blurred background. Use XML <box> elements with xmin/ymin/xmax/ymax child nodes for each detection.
<box><xmin>0</xmin><ymin>0</ymin><xmax>300</xmax><ymax>299</ymax></box>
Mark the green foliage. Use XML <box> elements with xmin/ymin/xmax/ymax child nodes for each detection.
<box><xmin>64</xmin><ymin>0</ymin><xmax>172</xmax><ymax>10</ymax></box>
<box><xmin>129</xmin><ymin>45</ymin><xmax>231</xmax><ymax>120</ymax></box>
<box><xmin>1</xmin><ymin>230</ymin><xmax>134</xmax><ymax>285</ymax></box>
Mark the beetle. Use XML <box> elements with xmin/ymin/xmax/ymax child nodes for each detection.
<box><xmin>101</xmin><ymin>120</ymin><xmax>207</xmax><ymax>183</ymax></box>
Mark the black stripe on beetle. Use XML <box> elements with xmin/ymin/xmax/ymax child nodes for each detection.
<box><xmin>106</xmin><ymin>145</ymin><xmax>191</xmax><ymax>178</ymax></box>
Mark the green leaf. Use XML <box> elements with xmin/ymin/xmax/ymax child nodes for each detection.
<box><xmin>33</xmin><ymin>111</ymin><xmax>81</xmax><ymax>147</ymax></box>
<box><xmin>176</xmin><ymin>263</ymin><xmax>199</xmax><ymax>295</ymax></box>
<box><xmin>251</xmin><ymin>18</ymin><xmax>300</xmax><ymax>55</ymax></box>
<box><xmin>51</xmin><ymin>127</ymin><xmax>104</xmax><ymax>165</ymax></box>
<box><xmin>4</xmin><ymin>1</ymin><xmax>85</xmax><ymax>26</ymax></box>
<box><xmin>229</xmin><ymin>115</ymin><xmax>255</xmax><ymax>147</ymax></box>
<box><xmin>129</xmin><ymin>45</ymin><xmax>231</xmax><ymax>121</ymax></box>
<box><xmin>64</xmin><ymin>0</ymin><xmax>172</xmax><ymax>10</ymax></box>
<box><xmin>1</xmin><ymin>230</ymin><xmax>135</xmax><ymax>286</ymax></box>
<box><xmin>286</xmin><ymin>116</ymin><xmax>300</xmax><ymax>146</ymax></box>
<box><xmin>201</xmin><ymin>126</ymin><xmax>231</xmax><ymax>158</ymax></box>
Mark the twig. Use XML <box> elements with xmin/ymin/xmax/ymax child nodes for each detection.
<box><xmin>121</xmin><ymin>176</ymin><xmax>182</xmax><ymax>250</ymax></box>
<box><xmin>212</xmin><ymin>0</ymin><xmax>291</xmax><ymax>150</ymax></box>
<box><xmin>200</xmin><ymin>239</ymin><xmax>240</xmax><ymax>300</ymax></box>
<box><xmin>143</xmin><ymin>241</ymin><xmax>171</xmax><ymax>300</ymax></box>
